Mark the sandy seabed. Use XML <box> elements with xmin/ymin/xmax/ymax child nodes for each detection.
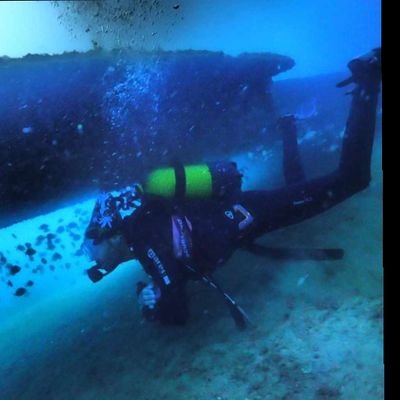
<box><xmin>0</xmin><ymin>140</ymin><xmax>383</xmax><ymax>400</ymax></box>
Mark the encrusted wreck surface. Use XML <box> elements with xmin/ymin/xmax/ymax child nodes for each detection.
<box><xmin>0</xmin><ymin>49</ymin><xmax>294</xmax><ymax>214</ymax></box>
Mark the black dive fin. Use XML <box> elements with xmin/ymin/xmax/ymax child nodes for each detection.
<box><xmin>185</xmin><ymin>264</ymin><xmax>252</xmax><ymax>330</ymax></box>
<box><xmin>227</xmin><ymin>299</ymin><xmax>252</xmax><ymax>330</ymax></box>
<box><xmin>336</xmin><ymin>76</ymin><xmax>354</xmax><ymax>88</ymax></box>
<box><xmin>243</xmin><ymin>243</ymin><xmax>344</xmax><ymax>261</ymax></box>
<box><xmin>222</xmin><ymin>290</ymin><xmax>252</xmax><ymax>330</ymax></box>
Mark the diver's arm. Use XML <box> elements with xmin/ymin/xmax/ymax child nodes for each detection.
<box><xmin>134</xmin><ymin>245</ymin><xmax>189</xmax><ymax>325</ymax></box>
<box><xmin>137</xmin><ymin>281</ymin><xmax>161</xmax><ymax>309</ymax></box>
<box><xmin>136</xmin><ymin>280</ymin><xmax>162</xmax><ymax>322</ymax></box>
<box><xmin>136</xmin><ymin>277</ymin><xmax>188</xmax><ymax>325</ymax></box>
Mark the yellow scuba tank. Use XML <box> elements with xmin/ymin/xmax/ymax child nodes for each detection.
<box><xmin>144</xmin><ymin>161</ymin><xmax>242</xmax><ymax>200</ymax></box>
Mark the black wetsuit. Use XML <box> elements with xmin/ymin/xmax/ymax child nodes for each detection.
<box><xmin>122</xmin><ymin>51</ymin><xmax>381</xmax><ymax>326</ymax></box>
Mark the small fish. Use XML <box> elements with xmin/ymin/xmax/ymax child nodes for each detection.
<box><xmin>35</xmin><ymin>235</ymin><xmax>45</xmax><ymax>246</ymax></box>
<box><xmin>173</xmin><ymin>4</ymin><xmax>180</xmax><ymax>9</ymax></box>
<box><xmin>56</xmin><ymin>226</ymin><xmax>65</xmax><ymax>234</ymax></box>
<box><xmin>46</xmin><ymin>233</ymin><xmax>56</xmax><ymax>240</ymax></box>
<box><xmin>297</xmin><ymin>274</ymin><xmax>310</xmax><ymax>287</ymax></box>
<box><xmin>294</xmin><ymin>98</ymin><xmax>318</xmax><ymax>120</ymax></box>
<box><xmin>26</xmin><ymin>280</ymin><xmax>34</xmax><ymax>287</ymax></box>
<box><xmin>71</xmin><ymin>233</ymin><xmax>81</xmax><ymax>241</ymax></box>
<box><xmin>41</xmin><ymin>258</ymin><xmax>48</xmax><ymax>264</ymax></box>
<box><xmin>17</xmin><ymin>245</ymin><xmax>25</xmax><ymax>251</ymax></box>
<box><xmin>12</xmin><ymin>233</ymin><xmax>17</xmax><ymax>239</ymax></box>
<box><xmin>25</xmin><ymin>242</ymin><xmax>32</xmax><ymax>248</ymax></box>
<box><xmin>52</xmin><ymin>253</ymin><xmax>62</xmax><ymax>261</ymax></box>
<box><xmin>8</xmin><ymin>265</ymin><xmax>21</xmax><ymax>275</ymax></box>
<box><xmin>39</xmin><ymin>224</ymin><xmax>49</xmax><ymax>231</ymax></box>
<box><xmin>75</xmin><ymin>249</ymin><xmax>84</xmax><ymax>257</ymax></box>
<box><xmin>67</xmin><ymin>222</ymin><xmax>78</xmax><ymax>230</ymax></box>
<box><xmin>7</xmin><ymin>280</ymin><xmax>13</xmax><ymax>287</ymax></box>
<box><xmin>25</xmin><ymin>248</ymin><xmax>37</xmax><ymax>256</ymax></box>
<box><xmin>15</xmin><ymin>287</ymin><xmax>27</xmax><ymax>296</ymax></box>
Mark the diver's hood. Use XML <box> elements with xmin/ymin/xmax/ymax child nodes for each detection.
<box><xmin>85</xmin><ymin>184</ymin><xmax>144</xmax><ymax>243</ymax></box>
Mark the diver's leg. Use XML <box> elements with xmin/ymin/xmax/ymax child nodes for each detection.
<box><xmin>338</xmin><ymin>47</ymin><xmax>382</xmax><ymax>190</ymax></box>
<box><xmin>233</xmin><ymin>48</ymin><xmax>381</xmax><ymax>242</ymax></box>
<box><xmin>277</xmin><ymin>114</ymin><xmax>306</xmax><ymax>185</ymax></box>
<box><xmin>234</xmin><ymin>172</ymin><xmax>341</xmax><ymax>242</ymax></box>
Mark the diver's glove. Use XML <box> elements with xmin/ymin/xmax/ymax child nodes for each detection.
<box><xmin>137</xmin><ymin>281</ymin><xmax>161</xmax><ymax>310</ymax></box>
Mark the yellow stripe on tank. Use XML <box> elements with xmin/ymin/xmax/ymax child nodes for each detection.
<box><xmin>184</xmin><ymin>165</ymin><xmax>212</xmax><ymax>197</ymax></box>
<box><xmin>145</xmin><ymin>168</ymin><xmax>176</xmax><ymax>198</ymax></box>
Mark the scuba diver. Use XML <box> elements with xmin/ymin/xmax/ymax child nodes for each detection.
<box><xmin>82</xmin><ymin>48</ymin><xmax>381</xmax><ymax>329</ymax></box>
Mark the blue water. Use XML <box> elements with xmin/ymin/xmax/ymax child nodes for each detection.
<box><xmin>0</xmin><ymin>1</ymin><xmax>382</xmax><ymax>399</ymax></box>
<box><xmin>164</xmin><ymin>0</ymin><xmax>381</xmax><ymax>79</ymax></box>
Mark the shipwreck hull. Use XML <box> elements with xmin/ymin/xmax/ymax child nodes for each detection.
<box><xmin>0</xmin><ymin>49</ymin><xmax>294</xmax><ymax>217</ymax></box>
